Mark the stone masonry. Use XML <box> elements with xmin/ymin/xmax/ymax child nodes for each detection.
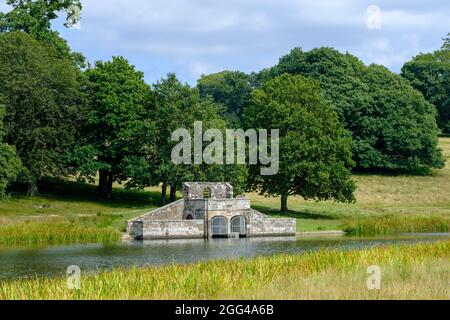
<box><xmin>127</xmin><ymin>182</ymin><xmax>296</xmax><ymax>240</ymax></box>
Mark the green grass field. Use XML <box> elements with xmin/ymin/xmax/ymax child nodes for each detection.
<box><xmin>0</xmin><ymin>138</ymin><xmax>449</xmax><ymax>244</ymax></box>
<box><xmin>0</xmin><ymin>179</ymin><xmax>159</xmax><ymax>245</ymax></box>
<box><xmin>250</xmin><ymin>137</ymin><xmax>450</xmax><ymax>232</ymax></box>
<box><xmin>1</xmin><ymin>240</ymin><xmax>448</xmax><ymax>300</ymax></box>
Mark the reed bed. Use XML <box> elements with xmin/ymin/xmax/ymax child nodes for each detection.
<box><xmin>1</xmin><ymin>240</ymin><xmax>448</xmax><ymax>300</ymax></box>
<box><xmin>343</xmin><ymin>215</ymin><xmax>450</xmax><ymax>236</ymax></box>
<box><xmin>0</xmin><ymin>223</ymin><xmax>120</xmax><ymax>245</ymax></box>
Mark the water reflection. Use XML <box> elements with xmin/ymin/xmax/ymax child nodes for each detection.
<box><xmin>0</xmin><ymin>233</ymin><xmax>448</xmax><ymax>280</ymax></box>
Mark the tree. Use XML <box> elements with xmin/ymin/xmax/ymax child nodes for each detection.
<box><xmin>245</xmin><ymin>74</ymin><xmax>356</xmax><ymax>213</ymax></box>
<box><xmin>0</xmin><ymin>0</ymin><xmax>84</xmax><ymax>65</ymax></box>
<box><xmin>150</xmin><ymin>74</ymin><xmax>197</xmax><ymax>204</ymax></box>
<box><xmin>198</xmin><ymin>71</ymin><xmax>252</xmax><ymax>126</ymax></box>
<box><xmin>361</xmin><ymin>64</ymin><xmax>444</xmax><ymax>171</ymax></box>
<box><xmin>0</xmin><ymin>31</ymin><xmax>85</xmax><ymax>195</ymax></box>
<box><xmin>75</xmin><ymin>57</ymin><xmax>153</xmax><ymax>199</ymax></box>
<box><xmin>0</xmin><ymin>103</ymin><xmax>21</xmax><ymax>197</ymax></box>
<box><xmin>124</xmin><ymin>74</ymin><xmax>248</xmax><ymax>205</ymax></box>
<box><xmin>402</xmin><ymin>34</ymin><xmax>450</xmax><ymax>133</ymax></box>
<box><xmin>0</xmin><ymin>0</ymin><xmax>82</xmax><ymax>33</ymax></box>
<box><xmin>442</xmin><ymin>33</ymin><xmax>450</xmax><ymax>50</ymax></box>
<box><xmin>257</xmin><ymin>47</ymin><xmax>444</xmax><ymax>173</ymax></box>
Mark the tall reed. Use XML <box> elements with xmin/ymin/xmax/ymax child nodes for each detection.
<box><xmin>343</xmin><ymin>215</ymin><xmax>450</xmax><ymax>236</ymax></box>
<box><xmin>0</xmin><ymin>223</ymin><xmax>120</xmax><ymax>245</ymax></box>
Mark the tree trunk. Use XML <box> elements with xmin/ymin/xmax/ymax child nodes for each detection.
<box><xmin>281</xmin><ymin>192</ymin><xmax>289</xmax><ymax>213</ymax></box>
<box><xmin>97</xmin><ymin>170</ymin><xmax>108</xmax><ymax>195</ymax></box>
<box><xmin>161</xmin><ymin>181</ymin><xmax>167</xmax><ymax>206</ymax></box>
<box><xmin>27</xmin><ymin>181</ymin><xmax>39</xmax><ymax>197</ymax></box>
<box><xmin>105</xmin><ymin>173</ymin><xmax>113</xmax><ymax>200</ymax></box>
<box><xmin>170</xmin><ymin>184</ymin><xmax>177</xmax><ymax>202</ymax></box>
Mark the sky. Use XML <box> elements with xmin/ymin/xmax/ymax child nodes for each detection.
<box><xmin>1</xmin><ymin>0</ymin><xmax>449</xmax><ymax>85</ymax></box>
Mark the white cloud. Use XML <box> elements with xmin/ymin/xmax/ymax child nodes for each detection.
<box><xmin>368</xmin><ymin>38</ymin><xmax>391</xmax><ymax>51</ymax></box>
<box><xmin>189</xmin><ymin>61</ymin><xmax>214</xmax><ymax>78</ymax></box>
<box><xmin>51</xmin><ymin>0</ymin><xmax>450</xmax><ymax>83</ymax></box>
<box><xmin>381</xmin><ymin>10</ymin><xmax>445</xmax><ymax>29</ymax></box>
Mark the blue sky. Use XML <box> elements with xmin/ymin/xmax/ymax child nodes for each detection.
<box><xmin>1</xmin><ymin>0</ymin><xmax>449</xmax><ymax>85</ymax></box>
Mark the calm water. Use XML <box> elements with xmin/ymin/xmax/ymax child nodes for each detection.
<box><xmin>0</xmin><ymin>233</ymin><xmax>448</xmax><ymax>280</ymax></box>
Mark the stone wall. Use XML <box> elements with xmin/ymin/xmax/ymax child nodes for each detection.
<box><xmin>136</xmin><ymin>200</ymin><xmax>185</xmax><ymax>221</ymax></box>
<box><xmin>127</xmin><ymin>220</ymin><xmax>144</xmax><ymax>239</ymax></box>
<box><xmin>141</xmin><ymin>220</ymin><xmax>205</xmax><ymax>239</ymax></box>
<box><xmin>207</xmin><ymin>198</ymin><xmax>250</xmax><ymax>212</ymax></box>
<box><xmin>128</xmin><ymin>216</ymin><xmax>296</xmax><ymax>240</ymax></box>
<box><xmin>183</xmin><ymin>182</ymin><xmax>233</xmax><ymax>199</ymax></box>
<box><xmin>126</xmin><ymin>187</ymin><xmax>298</xmax><ymax>240</ymax></box>
<box><xmin>126</xmin><ymin>200</ymin><xmax>185</xmax><ymax>237</ymax></box>
<box><xmin>247</xmin><ymin>209</ymin><xmax>296</xmax><ymax>236</ymax></box>
<box><xmin>183</xmin><ymin>199</ymin><xmax>207</xmax><ymax>220</ymax></box>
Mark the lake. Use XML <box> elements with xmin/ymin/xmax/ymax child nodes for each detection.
<box><xmin>0</xmin><ymin>233</ymin><xmax>448</xmax><ymax>280</ymax></box>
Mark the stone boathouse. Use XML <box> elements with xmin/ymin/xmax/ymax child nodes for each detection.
<box><xmin>127</xmin><ymin>182</ymin><xmax>296</xmax><ymax>240</ymax></box>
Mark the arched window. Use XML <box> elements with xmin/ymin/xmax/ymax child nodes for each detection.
<box><xmin>186</xmin><ymin>214</ymin><xmax>194</xmax><ymax>220</ymax></box>
<box><xmin>203</xmin><ymin>187</ymin><xmax>212</xmax><ymax>199</ymax></box>
<box><xmin>231</xmin><ymin>216</ymin><xmax>247</xmax><ymax>237</ymax></box>
<box><xmin>211</xmin><ymin>216</ymin><xmax>228</xmax><ymax>238</ymax></box>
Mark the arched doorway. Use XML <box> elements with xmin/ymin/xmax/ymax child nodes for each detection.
<box><xmin>211</xmin><ymin>216</ymin><xmax>228</xmax><ymax>238</ymax></box>
<box><xmin>186</xmin><ymin>214</ymin><xmax>194</xmax><ymax>220</ymax></box>
<box><xmin>231</xmin><ymin>216</ymin><xmax>247</xmax><ymax>238</ymax></box>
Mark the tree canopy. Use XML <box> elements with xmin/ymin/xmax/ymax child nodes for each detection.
<box><xmin>0</xmin><ymin>0</ymin><xmax>82</xmax><ymax>34</ymax></box>
<box><xmin>256</xmin><ymin>47</ymin><xmax>444</xmax><ymax>173</ymax></box>
<box><xmin>245</xmin><ymin>74</ymin><xmax>356</xmax><ymax>213</ymax></box>
<box><xmin>125</xmin><ymin>73</ymin><xmax>248</xmax><ymax>205</ymax></box>
<box><xmin>402</xmin><ymin>34</ymin><xmax>450</xmax><ymax>133</ymax></box>
<box><xmin>0</xmin><ymin>102</ymin><xmax>22</xmax><ymax>197</ymax></box>
<box><xmin>0</xmin><ymin>3</ymin><xmax>446</xmax><ymax>204</ymax></box>
<box><xmin>0</xmin><ymin>31</ymin><xmax>85</xmax><ymax>195</ymax></box>
<box><xmin>74</xmin><ymin>56</ymin><xmax>153</xmax><ymax>199</ymax></box>
<box><xmin>198</xmin><ymin>71</ymin><xmax>253</xmax><ymax>126</ymax></box>
<box><xmin>0</xmin><ymin>0</ymin><xmax>84</xmax><ymax>64</ymax></box>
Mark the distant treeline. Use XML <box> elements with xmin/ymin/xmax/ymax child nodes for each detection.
<box><xmin>0</xmin><ymin>1</ymin><xmax>448</xmax><ymax>212</ymax></box>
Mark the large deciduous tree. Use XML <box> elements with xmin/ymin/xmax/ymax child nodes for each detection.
<box><xmin>0</xmin><ymin>0</ymin><xmax>84</xmax><ymax>64</ymax></box>
<box><xmin>198</xmin><ymin>71</ymin><xmax>252</xmax><ymax>126</ymax></box>
<box><xmin>361</xmin><ymin>64</ymin><xmax>443</xmax><ymax>171</ymax></box>
<box><xmin>245</xmin><ymin>74</ymin><xmax>356</xmax><ymax>213</ymax></box>
<box><xmin>256</xmin><ymin>47</ymin><xmax>444</xmax><ymax>173</ymax></box>
<box><xmin>75</xmin><ymin>57</ymin><xmax>153</xmax><ymax>199</ymax></box>
<box><xmin>0</xmin><ymin>31</ymin><xmax>85</xmax><ymax>195</ymax></box>
<box><xmin>0</xmin><ymin>103</ymin><xmax>21</xmax><ymax>197</ymax></box>
<box><xmin>124</xmin><ymin>74</ymin><xmax>248</xmax><ymax>205</ymax></box>
<box><xmin>402</xmin><ymin>34</ymin><xmax>450</xmax><ymax>133</ymax></box>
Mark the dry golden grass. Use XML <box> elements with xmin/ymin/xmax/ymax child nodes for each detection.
<box><xmin>238</xmin><ymin>259</ymin><xmax>450</xmax><ymax>300</ymax></box>
<box><xmin>354</xmin><ymin>139</ymin><xmax>450</xmax><ymax>210</ymax></box>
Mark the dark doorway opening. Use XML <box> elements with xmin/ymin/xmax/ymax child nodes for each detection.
<box><xmin>211</xmin><ymin>216</ymin><xmax>228</xmax><ymax>238</ymax></box>
<box><xmin>231</xmin><ymin>216</ymin><xmax>247</xmax><ymax>238</ymax></box>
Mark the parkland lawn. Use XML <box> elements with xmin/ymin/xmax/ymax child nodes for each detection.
<box><xmin>0</xmin><ymin>138</ymin><xmax>449</xmax><ymax>245</ymax></box>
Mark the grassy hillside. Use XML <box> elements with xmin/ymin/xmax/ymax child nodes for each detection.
<box><xmin>251</xmin><ymin>137</ymin><xmax>450</xmax><ymax>232</ymax></box>
<box><xmin>0</xmin><ymin>180</ymin><xmax>160</xmax><ymax>245</ymax></box>
<box><xmin>0</xmin><ymin>138</ymin><xmax>449</xmax><ymax>244</ymax></box>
